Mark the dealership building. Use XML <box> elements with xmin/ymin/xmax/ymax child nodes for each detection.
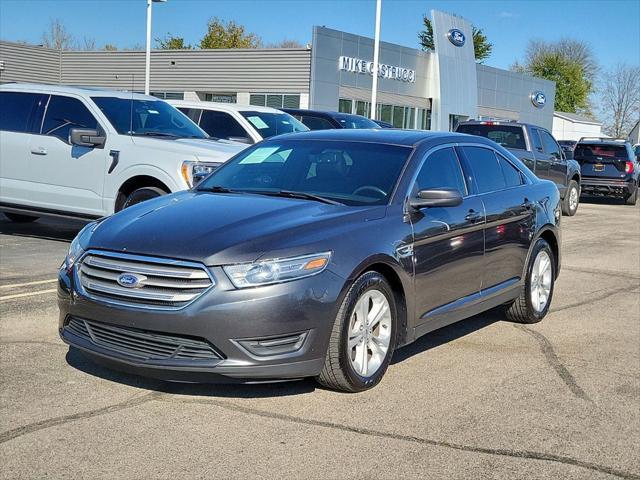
<box><xmin>0</xmin><ymin>10</ymin><xmax>557</xmax><ymax>131</ymax></box>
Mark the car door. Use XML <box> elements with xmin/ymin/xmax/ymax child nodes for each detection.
<box><xmin>539</xmin><ymin>129</ymin><xmax>568</xmax><ymax>195</ymax></box>
<box><xmin>529</xmin><ymin>127</ymin><xmax>551</xmax><ymax>181</ymax></box>
<box><xmin>458</xmin><ymin>145</ymin><xmax>535</xmax><ymax>290</ymax></box>
<box><xmin>28</xmin><ymin>94</ymin><xmax>109</xmax><ymax>216</ymax></box>
<box><xmin>0</xmin><ymin>91</ymin><xmax>46</xmax><ymax>206</ymax></box>
<box><xmin>410</xmin><ymin>146</ymin><xmax>485</xmax><ymax>322</ymax></box>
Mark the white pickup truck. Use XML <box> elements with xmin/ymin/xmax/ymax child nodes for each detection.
<box><xmin>0</xmin><ymin>83</ymin><xmax>247</xmax><ymax>222</ymax></box>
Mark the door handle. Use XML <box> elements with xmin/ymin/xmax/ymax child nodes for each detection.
<box><xmin>31</xmin><ymin>147</ymin><xmax>47</xmax><ymax>155</ymax></box>
<box><xmin>465</xmin><ymin>209</ymin><xmax>483</xmax><ymax>223</ymax></box>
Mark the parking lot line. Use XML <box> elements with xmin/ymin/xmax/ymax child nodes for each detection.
<box><xmin>0</xmin><ymin>289</ymin><xmax>57</xmax><ymax>301</ymax></box>
<box><xmin>0</xmin><ymin>279</ymin><xmax>57</xmax><ymax>289</ymax></box>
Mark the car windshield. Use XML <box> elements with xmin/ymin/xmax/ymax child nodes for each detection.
<box><xmin>574</xmin><ymin>144</ymin><xmax>629</xmax><ymax>160</ymax></box>
<box><xmin>197</xmin><ymin>139</ymin><xmax>412</xmax><ymax>206</ymax></box>
<box><xmin>240</xmin><ymin>111</ymin><xmax>308</xmax><ymax>138</ymax></box>
<box><xmin>456</xmin><ymin>124</ymin><xmax>526</xmax><ymax>150</ymax></box>
<box><xmin>91</xmin><ymin>97</ymin><xmax>207</xmax><ymax>138</ymax></box>
<box><xmin>334</xmin><ymin>114</ymin><xmax>379</xmax><ymax>129</ymax></box>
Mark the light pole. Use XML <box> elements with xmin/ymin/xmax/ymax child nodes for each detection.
<box><xmin>370</xmin><ymin>0</ymin><xmax>381</xmax><ymax>120</ymax></box>
<box><xmin>145</xmin><ymin>0</ymin><xmax>166</xmax><ymax>95</ymax></box>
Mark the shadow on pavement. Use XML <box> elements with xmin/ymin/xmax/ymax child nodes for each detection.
<box><xmin>579</xmin><ymin>195</ymin><xmax>627</xmax><ymax>206</ymax></box>
<box><xmin>0</xmin><ymin>214</ymin><xmax>88</xmax><ymax>243</ymax></box>
<box><xmin>65</xmin><ymin>308</ymin><xmax>507</xmax><ymax>397</ymax></box>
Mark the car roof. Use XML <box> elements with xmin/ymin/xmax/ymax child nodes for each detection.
<box><xmin>576</xmin><ymin>138</ymin><xmax>631</xmax><ymax>146</ymax></box>
<box><xmin>283</xmin><ymin>108</ymin><xmax>345</xmax><ymax>118</ymax></box>
<box><xmin>270</xmin><ymin>128</ymin><xmax>484</xmax><ymax>147</ymax></box>
<box><xmin>168</xmin><ymin>99</ymin><xmax>284</xmax><ymax>114</ymax></box>
<box><xmin>0</xmin><ymin>82</ymin><xmax>157</xmax><ymax>101</ymax></box>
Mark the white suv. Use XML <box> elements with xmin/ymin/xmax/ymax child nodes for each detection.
<box><xmin>169</xmin><ymin>100</ymin><xmax>307</xmax><ymax>144</ymax></box>
<box><xmin>0</xmin><ymin>83</ymin><xmax>247</xmax><ymax>222</ymax></box>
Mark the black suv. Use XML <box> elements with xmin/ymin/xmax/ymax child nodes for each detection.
<box><xmin>283</xmin><ymin>108</ymin><xmax>380</xmax><ymax>130</ymax></box>
<box><xmin>456</xmin><ymin>121</ymin><xmax>582</xmax><ymax>216</ymax></box>
<box><xmin>574</xmin><ymin>138</ymin><xmax>639</xmax><ymax>205</ymax></box>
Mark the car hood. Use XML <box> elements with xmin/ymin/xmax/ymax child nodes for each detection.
<box><xmin>130</xmin><ymin>136</ymin><xmax>247</xmax><ymax>161</ymax></box>
<box><xmin>87</xmin><ymin>191</ymin><xmax>383</xmax><ymax>265</ymax></box>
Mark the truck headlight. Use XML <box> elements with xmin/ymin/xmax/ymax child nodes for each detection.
<box><xmin>223</xmin><ymin>252</ymin><xmax>331</xmax><ymax>288</ymax></box>
<box><xmin>181</xmin><ymin>161</ymin><xmax>223</xmax><ymax>187</ymax></box>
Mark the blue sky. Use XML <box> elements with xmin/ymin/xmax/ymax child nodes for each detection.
<box><xmin>1</xmin><ymin>0</ymin><xmax>638</xmax><ymax>72</ymax></box>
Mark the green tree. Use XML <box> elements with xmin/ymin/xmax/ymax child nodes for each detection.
<box><xmin>156</xmin><ymin>33</ymin><xmax>192</xmax><ymax>50</ymax></box>
<box><xmin>418</xmin><ymin>17</ymin><xmax>492</xmax><ymax>63</ymax></box>
<box><xmin>199</xmin><ymin>17</ymin><xmax>260</xmax><ymax>49</ymax></box>
<box><xmin>103</xmin><ymin>44</ymin><xmax>118</xmax><ymax>51</ymax></box>
<box><xmin>513</xmin><ymin>39</ymin><xmax>595</xmax><ymax>114</ymax></box>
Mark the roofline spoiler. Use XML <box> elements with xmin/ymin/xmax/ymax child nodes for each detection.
<box><xmin>578</xmin><ymin>136</ymin><xmax>627</xmax><ymax>143</ymax></box>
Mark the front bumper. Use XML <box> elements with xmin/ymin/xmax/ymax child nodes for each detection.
<box><xmin>580</xmin><ymin>178</ymin><xmax>636</xmax><ymax>198</ymax></box>
<box><xmin>57</xmin><ymin>263</ymin><xmax>344</xmax><ymax>383</ymax></box>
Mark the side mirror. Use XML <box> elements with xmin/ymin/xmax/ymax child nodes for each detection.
<box><xmin>409</xmin><ymin>188</ymin><xmax>463</xmax><ymax>209</ymax></box>
<box><xmin>70</xmin><ymin>128</ymin><xmax>106</xmax><ymax>149</ymax></box>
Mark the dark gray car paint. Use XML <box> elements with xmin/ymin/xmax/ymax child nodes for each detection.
<box><xmin>58</xmin><ymin>130</ymin><xmax>561</xmax><ymax>382</ymax></box>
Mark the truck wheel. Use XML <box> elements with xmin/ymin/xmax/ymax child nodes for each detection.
<box><xmin>120</xmin><ymin>187</ymin><xmax>168</xmax><ymax>210</ymax></box>
<box><xmin>317</xmin><ymin>271</ymin><xmax>398</xmax><ymax>392</ymax></box>
<box><xmin>625</xmin><ymin>186</ymin><xmax>638</xmax><ymax>206</ymax></box>
<box><xmin>505</xmin><ymin>239</ymin><xmax>555</xmax><ymax>324</ymax></box>
<box><xmin>562</xmin><ymin>180</ymin><xmax>580</xmax><ymax>216</ymax></box>
<box><xmin>4</xmin><ymin>213</ymin><xmax>39</xmax><ymax>223</ymax></box>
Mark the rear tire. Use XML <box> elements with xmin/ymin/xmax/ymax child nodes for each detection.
<box><xmin>562</xmin><ymin>180</ymin><xmax>580</xmax><ymax>216</ymax></box>
<box><xmin>505</xmin><ymin>239</ymin><xmax>555</xmax><ymax>324</ymax></box>
<box><xmin>4</xmin><ymin>213</ymin><xmax>39</xmax><ymax>223</ymax></box>
<box><xmin>625</xmin><ymin>186</ymin><xmax>638</xmax><ymax>206</ymax></box>
<box><xmin>317</xmin><ymin>271</ymin><xmax>397</xmax><ymax>392</ymax></box>
<box><xmin>120</xmin><ymin>186</ymin><xmax>168</xmax><ymax>211</ymax></box>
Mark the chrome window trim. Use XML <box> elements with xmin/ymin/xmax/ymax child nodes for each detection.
<box><xmin>73</xmin><ymin>249</ymin><xmax>216</xmax><ymax>311</ymax></box>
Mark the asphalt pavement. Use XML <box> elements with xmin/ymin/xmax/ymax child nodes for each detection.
<box><xmin>1</xmin><ymin>198</ymin><xmax>638</xmax><ymax>479</ymax></box>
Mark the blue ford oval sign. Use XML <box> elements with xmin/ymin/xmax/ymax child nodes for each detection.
<box><xmin>447</xmin><ymin>29</ymin><xmax>466</xmax><ymax>47</ymax></box>
<box><xmin>117</xmin><ymin>273</ymin><xmax>146</xmax><ymax>288</ymax></box>
<box><xmin>531</xmin><ymin>91</ymin><xmax>546</xmax><ymax>108</ymax></box>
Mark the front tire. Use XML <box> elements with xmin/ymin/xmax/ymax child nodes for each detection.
<box><xmin>4</xmin><ymin>213</ymin><xmax>39</xmax><ymax>223</ymax></box>
<box><xmin>119</xmin><ymin>186</ymin><xmax>168</xmax><ymax>211</ymax></box>
<box><xmin>562</xmin><ymin>180</ymin><xmax>580</xmax><ymax>216</ymax></box>
<box><xmin>317</xmin><ymin>271</ymin><xmax>397</xmax><ymax>392</ymax></box>
<box><xmin>505</xmin><ymin>239</ymin><xmax>555</xmax><ymax>324</ymax></box>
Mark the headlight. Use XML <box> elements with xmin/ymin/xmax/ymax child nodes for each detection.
<box><xmin>223</xmin><ymin>252</ymin><xmax>331</xmax><ymax>288</ymax></box>
<box><xmin>64</xmin><ymin>221</ymin><xmax>96</xmax><ymax>269</ymax></box>
<box><xmin>181</xmin><ymin>161</ymin><xmax>223</xmax><ymax>187</ymax></box>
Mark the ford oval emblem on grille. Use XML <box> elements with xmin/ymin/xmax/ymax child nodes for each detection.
<box><xmin>117</xmin><ymin>273</ymin><xmax>146</xmax><ymax>288</ymax></box>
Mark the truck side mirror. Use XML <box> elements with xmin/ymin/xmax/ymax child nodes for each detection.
<box><xmin>70</xmin><ymin>128</ymin><xmax>106</xmax><ymax>149</ymax></box>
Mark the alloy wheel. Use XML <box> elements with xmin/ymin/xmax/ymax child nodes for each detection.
<box><xmin>347</xmin><ymin>289</ymin><xmax>392</xmax><ymax>377</ymax></box>
<box><xmin>530</xmin><ymin>250</ymin><xmax>553</xmax><ymax>312</ymax></box>
<box><xmin>569</xmin><ymin>186</ymin><xmax>579</xmax><ymax>212</ymax></box>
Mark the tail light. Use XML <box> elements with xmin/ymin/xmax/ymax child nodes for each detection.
<box><xmin>625</xmin><ymin>161</ymin><xmax>634</xmax><ymax>174</ymax></box>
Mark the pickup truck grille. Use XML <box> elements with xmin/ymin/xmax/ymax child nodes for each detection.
<box><xmin>77</xmin><ymin>251</ymin><xmax>214</xmax><ymax>309</ymax></box>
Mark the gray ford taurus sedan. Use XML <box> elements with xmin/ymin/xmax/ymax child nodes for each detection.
<box><xmin>58</xmin><ymin>129</ymin><xmax>561</xmax><ymax>392</ymax></box>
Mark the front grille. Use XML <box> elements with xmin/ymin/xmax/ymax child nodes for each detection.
<box><xmin>65</xmin><ymin>317</ymin><xmax>222</xmax><ymax>362</ymax></box>
<box><xmin>77</xmin><ymin>251</ymin><xmax>214</xmax><ymax>309</ymax></box>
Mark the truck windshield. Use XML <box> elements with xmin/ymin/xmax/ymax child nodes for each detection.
<box><xmin>92</xmin><ymin>97</ymin><xmax>207</xmax><ymax>138</ymax></box>
<box><xmin>457</xmin><ymin>124</ymin><xmax>526</xmax><ymax>150</ymax></box>
<box><xmin>197</xmin><ymin>139</ymin><xmax>412</xmax><ymax>206</ymax></box>
<box><xmin>240</xmin><ymin>111</ymin><xmax>308</xmax><ymax>138</ymax></box>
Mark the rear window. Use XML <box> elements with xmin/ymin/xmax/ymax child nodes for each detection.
<box><xmin>574</xmin><ymin>144</ymin><xmax>629</xmax><ymax>160</ymax></box>
<box><xmin>456</xmin><ymin>124</ymin><xmax>526</xmax><ymax>150</ymax></box>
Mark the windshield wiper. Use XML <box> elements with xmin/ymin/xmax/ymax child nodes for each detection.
<box><xmin>132</xmin><ymin>132</ymin><xmax>179</xmax><ymax>138</ymax></box>
<box><xmin>197</xmin><ymin>185</ymin><xmax>236</xmax><ymax>193</ymax></box>
<box><xmin>254</xmin><ymin>190</ymin><xmax>344</xmax><ymax>206</ymax></box>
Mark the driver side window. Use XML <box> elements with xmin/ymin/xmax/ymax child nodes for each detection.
<box><xmin>415</xmin><ymin>147</ymin><xmax>467</xmax><ymax>195</ymax></box>
<box><xmin>42</xmin><ymin>95</ymin><xmax>98</xmax><ymax>143</ymax></box>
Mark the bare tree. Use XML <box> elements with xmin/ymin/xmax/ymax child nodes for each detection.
<box><xmin>600</xmin><ymin>63</ymin><xmax>640</xmax><ymax>138</ymax></box>
<box><xmin>80</xmin><ymin>36</ymin><xmax>96</xmax><ymax>51</ymax></box>
<box><xmin>266</xmin><ymin>39</ymin><xmax>303</xmax><ymax>48</ymax></box>
<box><xmin>41</xmin><ymin>19</ymin><xmax>74</xmax><ymax>50</ymax></box>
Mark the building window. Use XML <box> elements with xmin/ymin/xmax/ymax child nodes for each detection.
<box><xmin>449</xmin><ymin>114</ymin><xmax>467</xmax><ymax>132</ymax></box>
<box><xmin>355</xmin><ymin>100</ymin><xmax>371</xmax><ymax>118</ymax></box>
<box><xmin>203</xmin><ymin>93</ymin><xmax>237</xmax><ymax>103</ymax></box>
<box><xmin>249</xmin><ymin>93</ymin><xmax>300</xmax><ymax>109</ymax></box>
<box><xmin>417</xmin><ymin>108</ymin><xmax>431</xmax><ymax>130</ymax></box>
<box><xmin>338</xmin><ymin>98</ymin><xmax>353</xmax><ymax>113</ymax></box>
<box><xmin>150</xmin><ymin>92</ymin><xmax>184</xmax><ymax>100</ymax></box>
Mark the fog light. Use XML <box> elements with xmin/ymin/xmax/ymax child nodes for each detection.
<box><xmin>236</xmin><ymin>332</ymin><xmax>308</xmax><ymax>357</ymax></box>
